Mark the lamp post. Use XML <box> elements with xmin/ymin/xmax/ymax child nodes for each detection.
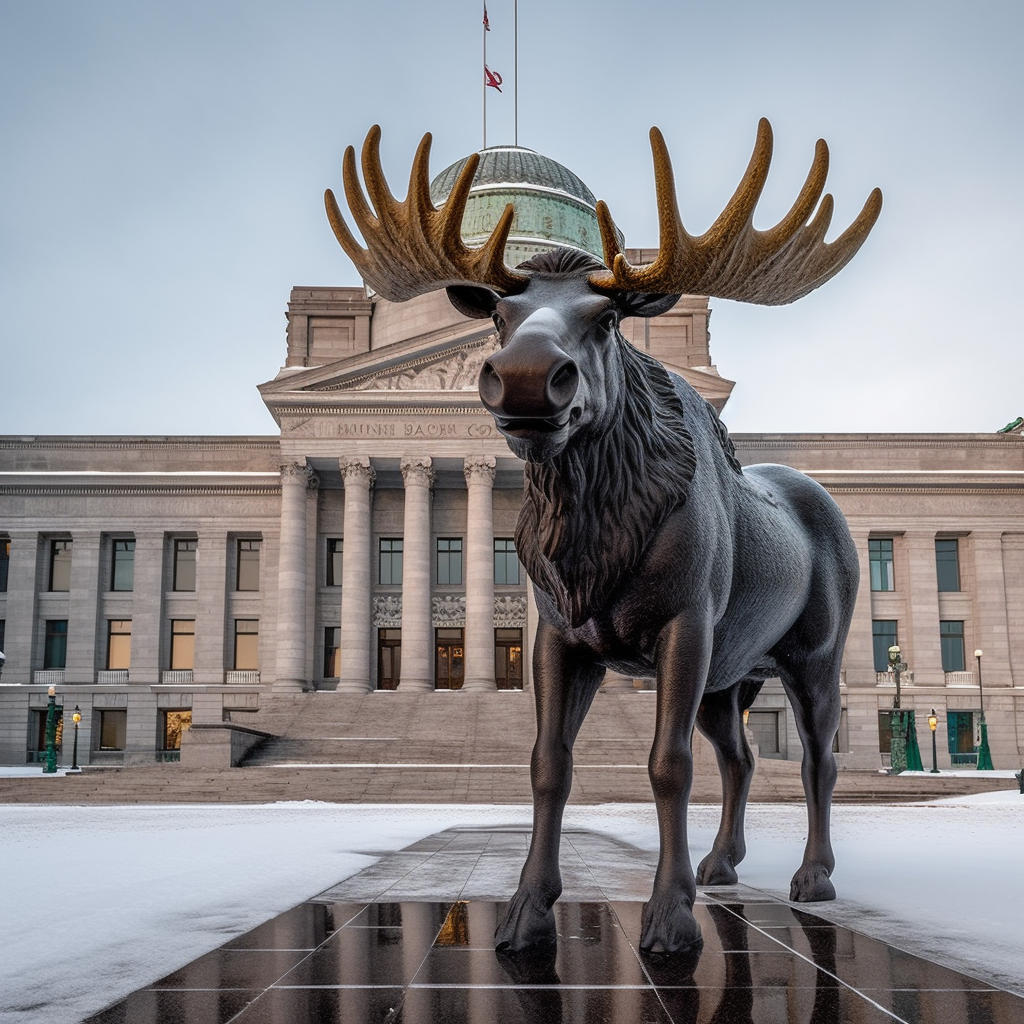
<box><xmin>974</xmin><ymin>649</ymin><xmax>994</xmax><ymax>770</ymax></box>
<box><xmin>927</xmin><ymin>708</ymin><xmax>939</xmax><ymax>774</ymax></box>
<box><xmin>43</xmin><ymin>685</ymin><xmax>59</xmax><ymax>774</ymax></box>
<box><xmin>888</xmin><ymin>645</ymin><xmax>907</xmax><ymax>773</ymax></box>
<box><xmin>71</xmin><ymin>705</ymin><xmax>82</xmax><ymax>772</ymax></box>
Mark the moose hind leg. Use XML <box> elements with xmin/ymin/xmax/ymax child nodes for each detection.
<box><xmin>780</xmin><ymin>661</ymin><xmax>842</xmax><ymax>903</ymax></box>
<box><xmin>495</xmin><ymin>624</ymin><xmax>604</xmax><ymax>952</ymax></box>
<box><xmin>695</xmin><ymin>680</ymin><xmax>760</xmax><ymax>886</ymax></box>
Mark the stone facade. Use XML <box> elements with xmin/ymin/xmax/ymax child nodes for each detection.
<box><xmin>1</xmin><ymin>271</ymin><xmax>1022</xmax><ymax>770</ymax></box>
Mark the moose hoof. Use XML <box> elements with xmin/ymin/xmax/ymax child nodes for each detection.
<box><xmin>640</xmin><ymin>896</ymin><xmax>703</xmax><ymax>955</ymax></box>
<box><xmin>790</xmin><ymin>865</ymin><xmax>836</xmax><ymax>903</ymax></box>
<box><xmin>696</xmin><ymin>851</ymin><xmax>739</xmax><ymax>886</ymax></box>
<box><xmin>495</xmin><ymin>889</ymin><xmax>557</xmax><ymax>952</ymax></box>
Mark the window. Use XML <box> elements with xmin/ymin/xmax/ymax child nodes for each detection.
<box><xmin>96</xmin><ymin>710</ymin><xmax>127</xmax><ymax>751</ymax></box>
<box><xmin>107</xmin><ymin>620</ymin><xmax>132</xmax><ymax>670</ymax></box>
<box><xmin>436</xmin><ymin>538</ymin><xmax>463</xmax><ymax>585</ymax></box>
<box><xmin>494</xmin><ymin>538</ymin><xmax>520</xmax><ymax>585</ymax></box>
<box><xmin>173</xmin><ymin>539</ymin><xmax>197</xmax><ymax>591</ymax></box>
<box><xmin>111</xmin><ymin>539</ymin><xmax>135</xmax><ymax>591</ymax></box>
<box><xmin>49</xmin><ymin>539</ymin><xmax>72</xmax><ymax>591</ymax></box>
<box><xmin>327</xmin><ymin>539</ymin><xmax>343</xmax><ymax>586</ymax></box>
<box><xmin>872</xmin><ymin>620</ymin><xmax>898</xmax><ymax>673</ymax></box>
<box><xmin>494</xmin><ymin>628</ymin><xmax>523</xmax><ymax>690</ymax></box>
<box><xmin>0</xmin><ymin>536</ymin><xmax>9</xmax><ymax>591</ymax></box>
<box><xmin>324</xmin><ymin>626</ymin><xmax>340</xmax><ymax>677</ymax></box>
<box><xmin>877</xmin><ymin>710</ymin><xmax>893</xmax><ymax>755</ymax></box>
<box><xmin>378</xmin><ymin>628</ymin><xmax>401</xmax><ymax>690</ymax></box>
<box><xmin>868</xmin><ymin>538</ymin><xmax>894</xmax><ymax>592</ymax></box>
<box><xmin>747</xmin><ymin>710</ymin><xmax>781</xmax><ymax>756</ymax></box>
<box><xmin>236</xmin><ymin>539</ymin><xmax>261</xmax><ymax>591</ymax></box>
<box><xmin>234</xmin><ymin>620</ymin><xmax>259</xmax><ymax>671</ymax></box>
<box><xmin>940</xmin><ymin>620</ymin><xmax>965</xmax><ymax>672</ymax></box>
<box><xmin>161</xmin><ymin>710</ymin><xmax>192</xmax><ymax>751</ymax></box>
<box><xmin>435</xmin><ymin>628</ymin><xmax>464</xmax><ymax>690</ymax></box>
<box><xmin>379</xmin><ymin>539</ymin><xmax>403</xmax><ymax>585</ymax></box>
<box><xmin>170</xmin><ymin>620</ymin><xmax>195</xmax><ymax>670</ymax></box>
<box><xmin>44</xmin><ymin>620</ymin><xmax>68</xmax><ymax>669</ymax></box>
<box><xmin>32</xmin><ymin>707</ymin><xmax>63</xmax><ymax>754</ymax></box>
<box><xmin>935</xmin><ymin>539</ymin><xmax>960</xmax><ymax>592</ymax></box>
<box><xmin>0</xmin><ymin>619</ymin><xmax>5</xmax><ymax>655</ymax></box>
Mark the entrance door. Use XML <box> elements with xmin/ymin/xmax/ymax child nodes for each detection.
<box><xmin>435</xmin><ymin>628</ymin><xmax>464</xmax><ymax>690</ymax></box>
<box><xmin>378</xmin><ymin>629</ymin><xmax>401</xmax><ymax>690</ymax></box>
<box><xmin>494</xmin><ymin>628</ymin><xmax>523</xmax><ymax>690</ymax></box>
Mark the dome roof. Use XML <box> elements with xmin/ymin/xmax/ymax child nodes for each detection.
<box><xmin>429</xmin><ymin>144</ymin><xmax>623</xmax><ymax>268</ymax></box>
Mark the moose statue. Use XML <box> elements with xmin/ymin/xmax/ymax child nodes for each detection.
<box><xmin>326</xmin><ymin>121</ymin><xmax>881</xmax><ymax>955</ymax></box>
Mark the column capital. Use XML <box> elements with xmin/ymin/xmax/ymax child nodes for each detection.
<box><xmin>281</xmin><ymin>462</ymin><xmax>319</xmax><ymax>490</ymax></box>
<box><xmin>340</xmin><ymin>456</ymin><xmax>376</xmax><ymax>487</ymax></box>
<box><xmin>463</xmin><ymin>455</ymin><xmax>496</xmax><ymax>486</ymax></box>
<box><xmin>400</xmin><ymin>455</ymin><xmax>435</xmax><ymax>488</ymax></box>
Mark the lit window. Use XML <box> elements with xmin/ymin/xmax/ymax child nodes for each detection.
<box><xmin>97</xmin><ymin>710</ymin><xmax>127</xmax><ymax>751</ymax></box>
<box><xmin>868</xmin><ymin>538</ymin><xmax>894</xmax><ymax>592</ymax></box>
<box><xmin>111</xmin><ymin>539</ymin><xmax>135</xmax><ymax>592</ymax></box>
<box><xmin>494</xmin><ymin>627</ymin><xmax>523</xmax><ymax>690</ymax></box>
<box><xmin>236</xmin><ymin>539</ymin><xmax>261</xmax><ymax>591</ymax></box>
<box><xmin>170</xmin><ymin>620</ymin><xmax>195</xmax><ymax>670</ymax></box>
<box><xmin>494</xmin><ymin>538</ymin><xmax>520</xmax><ymax>585</ymax></box>
<box><xmin>161</xmin><ymin>710</ymin><xmax>192</xmax><ymax>751</ymax></box>
<box><xmin>379</xmin><ymin>539</ymin><xmax>403</xmax><ymax>585</ymax></box>
<box><xmin>437</xmin><ymin>538</ymin><xmax>463</xmax><ymax>585</ymax></box>
<box><xmin>49</xmin><ymin>539</ymin><xmax>72</xmax><ymax>592</ymax></box>
<box><xmin>872</xmin><ymin>620</ymin><xmax>897</xmax><ymax>672</ymax></box>
<box><xmin>940</xmin><ymin>621</ymin><xmax>965</xmax><ymax>672</ymax></box>
<box><xmin>378</xmin><ymin>629</ymin><xmax>401</xmax><ymax>690</ymax></box>
<box><xmin>327</xmin><ymin>539</ymin><xmax>343</xmax><ymax>586</ymax></box>
<box><xmin>44</xmin><ymin>620</ymin><xmax>68</xmax><ymax>669</ymax></box>
<box><xmin>107</xmin><ymin>620</ymin><xmax>132</xmax><ymax>670</ymax></box>
<box><xmin>324</xmin><ymin>626</ymin><xmax>340</xmax><ymax>677</ymax></box>
<box><xmin>234</xmin><ymin>620</ymin><xmax>259</xmax><ymax>670</ymax></box>
<box><xmin>173</xmin><ymin>539</ymin><xmax>197</xmax><ymax>592</ymax></box>
<box><xmin>935</xmin><ymin>539</ymin><xmax>960</xmax><ymax>592</ymax></box>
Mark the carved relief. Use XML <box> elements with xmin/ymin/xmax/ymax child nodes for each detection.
<box><xmin>373</xmin><ymin>595</ymin><xmax>402</xmax><ymax>627</ymax></box>
<box><xmin>432</xmin><ymin>595</ymin><xmax>466</xmax><ymax>627</ymax></box>
<box><xmin>494</xmin><ymin>595</ymin><xmax>528</xmax><ymax>627</ymax></box>
<box><xmin>351</xmin><ymin>338</ymin><xmax>499</xmax><ymax>391</ymax></box>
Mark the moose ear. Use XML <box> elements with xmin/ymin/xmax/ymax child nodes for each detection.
<box><xmin>614</xmin><ymin>292</ymin><xmax>682</xmax><ymax>319</ymax></box>
<box><xmin>446</xmin><ymin>285</ymin><xmax>501</xmax><ymax>320</ymax></box>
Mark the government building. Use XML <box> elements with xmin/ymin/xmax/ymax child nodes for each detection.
<box><xmin>1</xmin><ymin>144</ymin><xmax>1022</xmax><ymax>772</ymax></box>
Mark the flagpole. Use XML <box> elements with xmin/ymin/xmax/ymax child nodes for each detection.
<box><xmin>514</xmin><ymin>0</ymin><xmax>518</xmax><ymax>146</ymax></box>
<box><xmin>482</xmin><ymin>3</ymin><xmax>487</xmax><ymax>149</ymax></box>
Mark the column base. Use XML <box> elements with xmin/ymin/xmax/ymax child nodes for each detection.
<box><xmin>335</xmin><ymin>678</ymin><xmax>373</xmax><ymax>694</ymax></box>
<box><xmin>398</xmin><ymin>677</ymin><xmax>434</xmax><ymax>692</ymax></box>
<box><xmin>461</xmin><ymin>677</ymin><xmax>498</xmax><ymax>693</ymax></box>
<box><xmin>271</xmin><ymin>678</ymin><xmax>306</xmax><ymax>694</ymax></box>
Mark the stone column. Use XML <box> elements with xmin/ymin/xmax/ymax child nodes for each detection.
<box><xmin>905</xmin><ymin>532</ymin><xmax>943</xmax><ymax>687</ymax></box>
<box><xmin>463</xmin><ymin>456</ymin><xmax>496</xmax><ymax>691</ymax></box>
<box><xmin>400</xmin><ymin>456</ymin><xmax>434</xmax><ymax>691</ymax></box>
<box><xmin>66</xmin><ymin>532</ymin><xmax>102</xmax><ymax>685</ymax></box>
<box><xmin>276</xmin><ymin>463</ymin><xmax>318</xmax><ymax>693</ymax></box>
<box><xmin>2</xmin><ymin>531</ymin><xmax>41</xmax><ymax>684</ymax></box>
<box><xmin>130</xmin><ymin>531</ymin><xmax>165</xmax><ymax>685</ymax></box>
<box><xmin>338</xmin><ymin>457</ymin><xmax>375</xmax><ymax>693</ymax></box>
<box><xmin>193</xmin><ymin>529</ymin><xmax>228</xmax><ymax>687</ymax></box>
<box><xmin>972</xmin><ymin>532</ymin><xmax>1012</xmax><ymax>688</ymax></box>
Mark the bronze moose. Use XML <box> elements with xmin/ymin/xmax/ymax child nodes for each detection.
<box><xmin>326</xmin><ymin>122</ymin><xmax>881</xmax><ymax>954</ymax></box>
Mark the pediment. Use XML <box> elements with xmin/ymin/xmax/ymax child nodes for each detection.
<box><xmin>259</xmin><ymin>326</ymin><xmax>498</xmax><ymax>398</ymax></box>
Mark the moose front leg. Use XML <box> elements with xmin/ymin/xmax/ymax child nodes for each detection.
<box><xmin>495</xmin><ymin>621</ymin><xmax>604</xmax><ymax>952</ymax></box>
<box><xmin>641</xmin><ymin>611</ymin><xmax>712</xmax><ymax>954</ymax></box>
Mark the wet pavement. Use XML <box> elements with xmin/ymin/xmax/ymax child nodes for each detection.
<box><xmin>85</xmin><ymin>828</ymin><xmax>1024</xmax><ymax>1024</ymax></box>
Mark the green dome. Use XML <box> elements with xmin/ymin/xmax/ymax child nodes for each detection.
<box><xmin>429</xmin><ymin>145</ymin><xmax>623</xmax><ymax>269</ymax></box>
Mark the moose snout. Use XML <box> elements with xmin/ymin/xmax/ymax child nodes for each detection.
<box><xmin>479</xmin><ymin>334</ymin><xmax>580</xmax><ymax>423</ymax></box>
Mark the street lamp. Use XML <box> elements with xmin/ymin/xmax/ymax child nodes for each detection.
<box><xmin>974</xmin><ymin>649</ymin><xmax>994</xmax><ymax>770</ymax></box>
<box><xmin>927</xmin><ymin>708</ymin><xmax>939</xmax><ymax>774</ymax></box>
<box><xmin>886</xmin><ymin>645</ymin><xmax>922</xmax><ymax>774</ymax></box>
<box><xmin>888</xmin><ymin>645</ymin><xmax>905</xmax><ymax>709</ymax></box>
<box><xmin>43</xmin><ymin>685</ymin><xmax>59</xmax><ymax>774</ymax></box>
<box><xmin>71</xmin><ymin>705</ymin><xmax>82</xmax><ymax>772</ymax></box>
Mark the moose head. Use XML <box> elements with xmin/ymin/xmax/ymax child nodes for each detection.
<box><xmin>325</xmin><ymin>121</ymin><xmax>881</xmax><ymax>462</ymax></box>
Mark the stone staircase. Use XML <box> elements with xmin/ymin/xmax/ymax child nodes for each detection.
<box><xmin>0</xmin><ymin>690</ymin><xmax>1014</xmax><ymax>805</ymax></box>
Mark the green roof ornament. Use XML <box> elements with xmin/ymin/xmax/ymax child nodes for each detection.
<box><xmin>996</xmin><ymin>416</ymin><xmax>1023</xmax><ymax>434</ymax></box>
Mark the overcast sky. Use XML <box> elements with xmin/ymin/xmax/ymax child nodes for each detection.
<box><xmin>1</xmin><ymin>0</ymin><xmax>1021</xmax><ymax>436</ymax></box>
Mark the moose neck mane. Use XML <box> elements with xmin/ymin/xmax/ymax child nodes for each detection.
<box><xmin>515</xmin><ymin>341</ymin><xmax>696</xmax><ymax>627</ymax></box>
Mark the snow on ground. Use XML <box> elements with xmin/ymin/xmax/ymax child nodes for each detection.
<box><xmin>1</xmin><ymin>796</ymin><xmax>1021</xmax><ymax>1024</ymax></box>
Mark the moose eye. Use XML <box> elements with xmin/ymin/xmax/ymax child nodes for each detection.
<box><xmin>491</xmin><ymin>312</ymin><xmax>505</xmax><ymax>332</ymax></box>
<box><xmin>598</xmin><ymin>311</ymin><xmax>618</xmax><ymax>334</ymax></box>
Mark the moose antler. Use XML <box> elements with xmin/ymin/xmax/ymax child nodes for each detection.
<box><xmin>325</xmin><ymin>125</ymin><xmax>530</xmax><ymax>301</ymax></box>
<box><xmin>590</xmin><ymin>119</ymin><xmax>883</xmax><ymax>305</ymax></box>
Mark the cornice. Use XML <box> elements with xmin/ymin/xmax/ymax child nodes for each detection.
<box><xmin>277</xmin><ymin>404</ymin><xmax>489</xmax><ymax>417</ymax></box>
<box><xmin>0</xmin><ymin>484</ymin><xmax>281</xmax><ymax>497</ymax></box>
<box><xmin>0</xmin><ymin>437</ymin><xmax>280</xmax><ymax>452</ymax></box>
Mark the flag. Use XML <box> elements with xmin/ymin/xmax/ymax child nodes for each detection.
<box><xmin>485</xmin><ymin>65</ymin><xmax>503</xmax><ymax>92</ymax></box>
<box><xmin>483</xmin><ymin>6</ymin><xmax>490</xmax><ymax>30</ymax></box>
